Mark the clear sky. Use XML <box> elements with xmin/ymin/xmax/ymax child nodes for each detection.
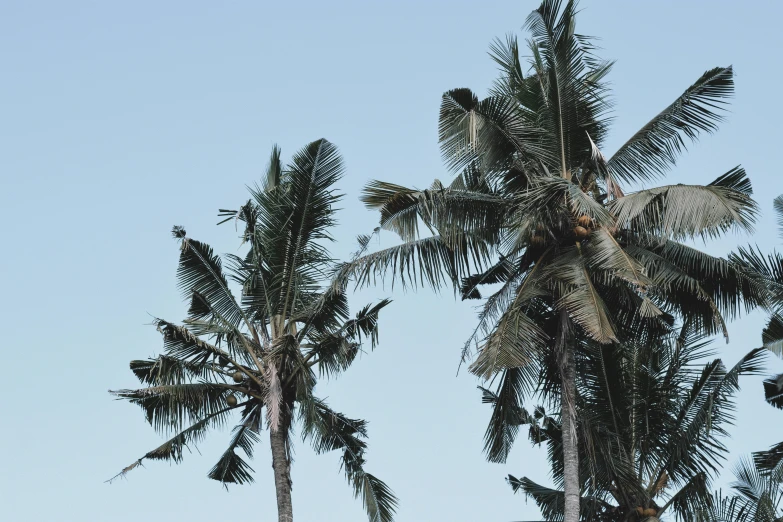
<box><xmin>1</xmin><ymin>1</ymin><xmax>782</xmax><ymax>521</ymax></box>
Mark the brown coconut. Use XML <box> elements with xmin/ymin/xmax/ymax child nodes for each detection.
<box><xmin>226</xmin><ymin>394</ymin><xmax>238</xmax><ymax>407</ymax></box>
<box><xmin>232</xmin><ymin>371</ymin><xmax>244</xmax><ymax>383</ymax></box>
<box><xmin>574</xmin><ymin>225</ymin><xmax>589</xmax><ymax>239</ymax></box>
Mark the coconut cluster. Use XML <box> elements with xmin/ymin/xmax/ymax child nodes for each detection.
<box><xmin>573</xmin><ymin>215</ymin><xmax>592</xmax><ymax>239</ymax></box>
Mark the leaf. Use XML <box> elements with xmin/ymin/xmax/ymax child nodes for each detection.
<box><xmin>610</xmin><ymin>167</ymin><xmax>758</xmax><ymax>241</ymax></box>
<box><xmin>106</xmin><ymin>404</ymin><xmax>238</xmax><ymax>483</ymax></box>
<box><xmin>175</xmin><ymin>235</ymin><xmax>250</xmax><ymax>330</ymax></box>
<box><xmin>607</xmin><ymin>66</ymin><xmax>734</xmax><ymax>183</ymax></box>
<box><xmin>479</xmin><ymin>369</ymin><xmax>531</xmax><ymax>463</ymax></box>
<box><xmin>299</xmin><ymin>397</ymin><xmax>397</xmax><ymax>522</ymax></box>
<box><xmin>207</xmin><ymin>422</ymin><xmax>261</xmax><ymax>486</ymax></box>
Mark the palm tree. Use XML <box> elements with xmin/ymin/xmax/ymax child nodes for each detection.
<box><xmin>497</xmin><ymin>326</ymin><xmax>765</xmax><ymax>521</ymax></box>
<box><xmin>732</xmin><ymin>195</ymin><xmax>783</xmax><ymax>472</ymax></box>
<box><xmin>109</xmin><ymin>140</ymin><xmax>397</xmax><ymax>522</ymax></box>
<box><xmin>339</xmin><ymin>2</ymin><xmax>765</xmax><ymax>521</ymax></box>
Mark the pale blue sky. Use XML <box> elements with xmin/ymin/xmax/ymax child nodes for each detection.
<box><xmin>1</xmin><ymin>1</ymin><xmax>782</xmax><ymax>521</ymax></box>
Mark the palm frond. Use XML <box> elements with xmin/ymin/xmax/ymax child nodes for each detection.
<box><xmin>755</xmin><ymin>441</ymin><xmax>783</xmax><ymax>473</ymax></box>
<box><xmin>111</xmin><ymin>383</ymin><xmax>237</xmax><ymax>434</ymax></box>
<box><xmin>480</xmin><ymin>368</ymin><xmax>535</xmax><ymax>463</ymax></box>
<box><xmin>106</xmin><ymin>404</ymin><xmax>239</xmax><ymax>483</ymax></box>
<box><xmin>607</xmin><ymin>66</ymin><xmax>734</xmax><ymax>183</ymax></box>
<box><xmin>764</xmin><ymin>314</ymin><xmax>783</xmax><ymax>357</ymax></box>
<box><xmin>334</xmin><ymin>235</ymin><xmax>483</xmax><ymax>291</ymax></box>
<box><xmin>299</xmin><ymin>397</ymin><xmax>397</xmax><ymax>522</ymax></box>
<box><xmin>360</xmin><ymin>180</ymin><xmax>508</xmax><ymax>244</ymax></box>
<box><xmin>610</xmin><ymin>167</ymin><xmax>758</xmax><ymax>241</ymax></box>
<box><xmin>174</xmin><ymin>233</ymin><xmax>251</xmax><ymax>330</ymax></box>
<box><xmin>207</xmin><ymin>420</ymin><xmax>261</xmax><ymax>486</ymax></box>
<box><xmin>548</xmin><ymin>249</ymin><xmax>617</xmax><ymax>344</ymax></box>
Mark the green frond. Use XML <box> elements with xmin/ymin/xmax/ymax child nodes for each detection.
<box><xmin>129</xmin><ymin>354</ymin><xmax>217</xmax><ymax>385</ymax></box>
<box><xmin>763</xmin><ymin>372</ymin><xmax>783</xmax><ymax>410</ymax></box>
<box><xmin>548</xmin><ymin>249</ymin><xmax>618</xmax><ymax>344</ymax></box>
<box><xmin>207</xmin><ymin>421</ymin><xmax>261</xmax><ymax>486</ymax></box>
<box><xmin>469</xmin><ymin>305</ymin><xmax>548</xmax><ymax>379</ymax></box>
<box><xmin>335</xmin><ymin>235</ymin><xmax>480</xmax><ymax>291</ymax></box>
<box><xmin>298</xmin><ymin>397</ymin><xmax>397</xmax><ymax>522</ymax></box>
<box><xmin>607</xmin><ymin>66</ymin><xmax>734</xmax><ymax>183</ymax></box>
<box><xmin>111</xmin><ymin>383</ymin><xmax>236</xmax><ymax>434</ymax></box>
<box><xmin>175</xmin><ymin>234</ymin><xmax>250</xmax><ymax>330</ymax></box>
<box><xmin>351</xmin><ymin>472</ymin><xmax>398</xmax><ymax>522</ymax></box>
<box><xmin>479</xmin><ymin>369</ymin><xmax>531</xmax><ymax>463</ymax></box>
<box><xmin>106</xmin><ymin>404</ymin><xmax>239</xmax><ymax>483</ymax></box>
<box><xmin>763</xmin><ymin>313</ymin><xmax>783</xmax><ymax>357</ymax></box>
<box><xmin>585</xmin><ymin>227</ymin><xmax>652</xmax><ymax>289</ymax></box>
<box><xmin>361</xmin><ymin>180</ymin><xmax>508</xmax><ymax>244</ymax></box>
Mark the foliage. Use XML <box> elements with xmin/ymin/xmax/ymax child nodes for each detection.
<box><xmin>109</xmin><ymin>140</ymin><xmax>397</xmax><ymax>522</ymax></box>
<box><xmin>336</xmin><ymin>2</ymin><xmax>763</xmax><ymax>521</ymax></box>
<box><xmin>497</xmin><ymin>327</ymin><xmax>765</xmax><ymax>521</ymax></box>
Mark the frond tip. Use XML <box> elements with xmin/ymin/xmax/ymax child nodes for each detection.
<box><xmin>172</xmin><ymin>226</ymin><xmax>187</xmax><ymax>239</ymax></box>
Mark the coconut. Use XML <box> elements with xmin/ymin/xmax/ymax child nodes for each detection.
<box><xmin>226</xmin><ymin>394</ymin><xmax>238</xmax><ymax>407</ymax></box>
<box><xmin>635</xmin><ymin>507</ymin><xmax>644</xmax><ymax>516</ymax></box>
<box><xmin>573</xmin><ymin>226</ymin><xmax>589</xmax><ymax>239</ymax></box>
<box><xmin>643</xmin><ymin>508</ymin><xmax>657</xmax><ymax>517</ymax></box>
<box><xmin>577</xmin><ymin>215</ymin><xmax>591</xmax><ymax>227</ymax></box>
<box><xmin>232</xmin><ymin>371</ymin><xmax>244</xmax><ymax>383</ymax></box>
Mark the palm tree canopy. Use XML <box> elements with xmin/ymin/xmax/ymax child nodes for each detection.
<box><xmin>343</xmin><ymin>0</ymin><xmax>764</xmax><ymax>383</ymax></box>
<box><xmin>338</xmin><ymin>4</ymin><xmax>766</xmax><ymax>522</ymax></box>
<box><xmin>109</xmin><ymin>139</ymin><xmax>397</xmax><ymax>522</ymax></box>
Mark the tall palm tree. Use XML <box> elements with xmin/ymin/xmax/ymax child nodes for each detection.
<box><xmin>339</xmin><ymin>2</ymin><xmax>765</xmax><ymax>521</ymax></box>
<box><xmin>497</xmin><ymin>326</ymin><xmax>765</xmax><ymax>521</ymax></box>
<box><xmin>733</xmin><ymin>195</ymin><xmax>783</xmax><ymax>472</ymax></box>
<box><xmin>109</xmin><ymin>140</ymin><xmax>397</xmax><ymax>522</ymax></box>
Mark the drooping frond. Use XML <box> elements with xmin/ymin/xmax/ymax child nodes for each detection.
<box><xmin>470</xmin><ymin>304</ymin><xmax>548</xmax><ymax>379</ymax></box>
<box><xmin>299</xmin><ymin>397</ymin><xmax>397</xmax><ymax>522</ymax></box>
<box><xmin>775</xmin><ymin>195</ymin><xmax>783</xmax><ymax>240</ymax></box>
<box><xmin>360</xmin><ymin>180</ymin><xmax>508</xmax><ymax>244</ymax></box>
<box><xmin>111</xmin><ymin>383</ymin><xmax>237</xmax><ymax>434</ymax></box>
<box><xmin>334</xmin><ymin>235</ymin><xmax>482</xmax><ymax>291</ymax></box>
<box><xmin>607</xmin><ymin>66</ymin><xmax>734</xmax><ymax>184</ymax></box>
<box><xmin>547</xmin><ymin>249</ymin><xmax>618</xmax><ymax>344</ymax></box>
<box><xmin>479</xmin><ymin>369</ymin><xmax>530</xmax><ymax>463</ymax></box>
<box><xmin>207</xmin><ymin>420</ymin><xmax>261</xmax><ymax>486</ymax></box>
<box><xmin>764</xmin><ymin>314</ymin><xmax>783</xmax><ymax>357</ymax></box>
<box><xmin>106</xmin><ymin>403</ymin><xmax>239</xmax><ymax>483</ymax></box>
<box><xmin>130</xmin><ymin>354</ymin><xmax>214</xmax><ymax>386</ymax></box>
<box><xmin>610</xmin><ymin>167</ymin><xmax>758</xmax><ymax>241</ymax></box>
<box><xmin>508</xmin><ymin>475</ymin><xmax>614</xmax><ymax>522</ymax></box>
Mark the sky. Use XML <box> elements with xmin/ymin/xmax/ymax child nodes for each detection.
<box><xmin>1</xmin><ymin>1</ymin><xmax>782</xmax><ymax>521</ymax></box>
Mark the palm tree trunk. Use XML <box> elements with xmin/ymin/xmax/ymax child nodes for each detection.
<box><xmin>270</xmin><ymin>420</ymin><xmax>293</xmax><ymax>522</ymax></box>
<box><xmin>560</xmin><ymin>331</ymin><xmax>580</xmax><ymax>522</ymax></box>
